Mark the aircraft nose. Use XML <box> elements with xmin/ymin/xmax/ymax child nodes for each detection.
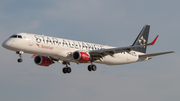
<box><xmin>2</xmin><ymin>40</ymin><xmax>12</xmax><ymax>48</ymax></box>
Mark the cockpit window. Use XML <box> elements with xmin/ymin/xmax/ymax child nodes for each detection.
<box><xmin>10</xmin><ymin>35</ymin><xmax>17</xmax><ymax>38</ymax></box>
<box><xmin>10</xmin><ymin>35</ymin><xmax>22</xmax><ymax>39</ymax></box>
<box><xmin>18</xmin><ymin>35</ymin><xmax>22</xmax><ymax>38</ymax></box>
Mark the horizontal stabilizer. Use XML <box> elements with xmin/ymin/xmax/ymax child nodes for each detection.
<box><xmin>139</xmin><ymin>51</ymin><xmax>175</xmax><ymax>58</ymax></box>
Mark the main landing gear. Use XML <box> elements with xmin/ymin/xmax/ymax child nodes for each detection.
<box><xmin>88</xmin><ymin>64</ymin><xmax>97</xmax><ymax>71</ymax></box>
<box><xmin>16</xmin><ymin>51</ymin><xmax>24</xmax><ymax>63</ymax></box>
<box><xmin>62</xmin><ymin>61</ymin><xmax>71</xmax><ymax>74</ymax></box>
<box><xmin>61</xmin><ymin>61</ymin><xmax>97</xmax><ymax>74</ymax></box>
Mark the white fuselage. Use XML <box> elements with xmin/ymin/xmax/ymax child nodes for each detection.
<box><xmin>2</xmin><ymin>33</ymin><xmax>146</xmax><ymax>65</ymax></box>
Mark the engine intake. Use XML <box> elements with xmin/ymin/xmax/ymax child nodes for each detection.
<box><xmin>73</xmin><ymin>51</ymin><xmax>90</xmax><ymax>63</ymax></box>
<box><xmin>34</xmin><ymin>55</ymin><xmax>52</xmax><ymax>67</ymax></box>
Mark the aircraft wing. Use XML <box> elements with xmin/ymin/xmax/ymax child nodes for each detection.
<box><xmin>90</xmin><ymin>45</ymin><xmax>149</xmax><ymax>57</ymax></box>
<box><xmin>139</xmin><ymin>51</ymin><xmax>174</xmax><ymax>58</ymax></box>
<box><xmin>89</xmin><ymin>35</ymin><xmax>159</xmax><ymax>58</ymax></box>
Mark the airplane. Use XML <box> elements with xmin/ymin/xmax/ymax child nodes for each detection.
<box><xmin>2</xmin><ymin>25</ymin><xmax>174</xmax><ymax>74</ymax></box>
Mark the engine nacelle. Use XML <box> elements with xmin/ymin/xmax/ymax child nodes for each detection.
<box><xmin>34</xmin><ymin>55</ymin><xmax>53</xmax><ymax>67</ymax></box>
<box><xmin>73</xmin><ymin>51</ymin><xmax>91</xmax><ymax>63</ymax></box>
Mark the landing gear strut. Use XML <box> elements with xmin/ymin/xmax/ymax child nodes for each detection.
<box><xmin>88</xmin><ymin>64</ymin><xmax>97</xmax><ymax>71</ymax></box>
<box><xmin>16</xmin><ymin>51</ymin><xmax>24</xmax><ymax>63</ymax></box>
<box><xmin>62</xmin><ymin>61</ymin><xmax>71</xmax><ymax>74</ymax></box>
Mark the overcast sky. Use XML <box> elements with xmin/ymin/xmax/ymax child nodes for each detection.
<box><xmin>0</xmin><ymin>0</ymin><xmax>179</xmax><ymax>101</ymax></box>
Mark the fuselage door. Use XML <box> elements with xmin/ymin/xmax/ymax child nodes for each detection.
<box><xmin>27</xmin><ymin>34</ymin><xmax>34</xmax><ymax>46</ymax></box>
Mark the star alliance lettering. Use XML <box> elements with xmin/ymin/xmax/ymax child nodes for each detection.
<box><xmin>34</xmin><ymin>35</ymin><xmax>104</xmax><ymax>50</ymax></box>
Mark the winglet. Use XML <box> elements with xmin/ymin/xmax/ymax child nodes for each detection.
<box><xmin>148</xmin><ymin>35</ymin><xmax>159</xmax><ymax>45</ymax></box>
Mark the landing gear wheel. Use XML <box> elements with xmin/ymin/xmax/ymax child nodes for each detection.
<box><xmin>62</xmin><ymin>67</ymin><xmax>72</xmax><ymax>74</ymax></box>
<box><xmin>88</xmin><ymin>64</ymin><xmax>97</xmax><ymax>72</ymax></box>
<box><xmin>92</xmin><ymin>65</ymin><xmax>97</xmax><ymax>71</ymax></box>
<box><xmin>17</xmin><ymin>59</ymin><xmax>23</xmax><ymax>63</ymax></box>
<box><xmin>62</xmin><ymin>68</ymin><xmax>67</xmax><ymax>74</ymax></box>
<box><xmin>88</xmin><ymin>65</ymin><xmax>92</xmax><ymax>71</ymax></box>
<box><xmin>66</xmin><ymin>67</ymin><xmax>71</xmax><ymax>73</ymax></box>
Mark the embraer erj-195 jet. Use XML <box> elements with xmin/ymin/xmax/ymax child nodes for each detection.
<box><xmin>2</xmin><ymin>25</ymin><xmax>174</xmax><ymax>74</ymax></box>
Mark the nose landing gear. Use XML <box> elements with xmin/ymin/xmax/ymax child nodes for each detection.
<box><xmin>16</xmin><ymin>51</ymin><xmax>24</xmax><ymax>63</ymax></box>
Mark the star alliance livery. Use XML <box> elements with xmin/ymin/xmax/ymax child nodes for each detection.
<box><xmin>2</xmin><ymin>25</ymin><xmax>174</xmax><ymax>74</ymax></box>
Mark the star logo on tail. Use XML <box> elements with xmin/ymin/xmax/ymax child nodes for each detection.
<box><xmin>138</xmin><ymin>36</ymin><xmax>146</xmax><ymax>48</ymax></box>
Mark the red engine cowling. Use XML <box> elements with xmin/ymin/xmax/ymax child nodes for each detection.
<box><xmin>73</xmin><ymin>51</ymin><xmax>91</xmax><ymax>63</ymax></box>
<box><xmin>34</xmin><ymin>55</ymin><xmax>52</xmax><ymax>66</ymax></box>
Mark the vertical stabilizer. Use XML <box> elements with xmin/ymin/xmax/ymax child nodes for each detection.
<box><xmin>132</xmin><ymin>25</ymin><xmax>150</xmax><ymax>53</ymax></box>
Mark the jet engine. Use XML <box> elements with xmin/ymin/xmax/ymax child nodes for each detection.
<box><xmin>73</xmin><ymin>51</ymin><xmax>91</xmax><ymax>63</ymax></box>
<box><xmin>34</xmin><ymin>55</ymin><xmax>53</xmax><ymax>66</ymax></box>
